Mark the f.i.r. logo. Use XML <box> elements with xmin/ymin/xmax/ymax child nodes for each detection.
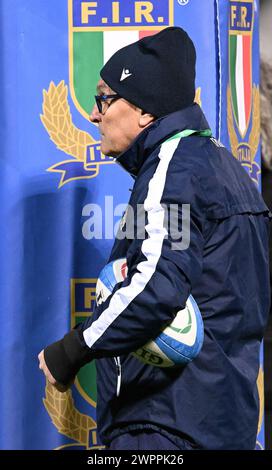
<box><xmin>230</xmin><ymin>0</ymin><xmax>253</xmax><ymax>32</ymax></box>
<box><xmin>75</xmin><ymin>0</ymin><xmax>173</xmax><ymax>28</ymax></box>
<box><xmin>228</xmin><ymin>0</ymin><xmax>260</xmax><ymax>184</ymax></box>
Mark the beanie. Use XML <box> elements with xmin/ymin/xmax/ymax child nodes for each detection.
<box><xmin>100</xmin><ymin>27</ymin><xmax>196</xmax><ymax>118</ymax></box>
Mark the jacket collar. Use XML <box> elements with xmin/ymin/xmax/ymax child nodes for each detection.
<box><xmin>115</xmin><ymin>103</ymin><xmax>210</xmax><ymax>177</ymax></box>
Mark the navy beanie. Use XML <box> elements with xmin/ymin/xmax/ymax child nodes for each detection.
<box><xmin>100</xmin><ymin>27</ymin><xmax>196</xmax><ymax>118</ymax></box>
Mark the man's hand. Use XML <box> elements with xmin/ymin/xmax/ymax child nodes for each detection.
<box><xmin>38</xmin><ymin>350</ymin><xmax>73</xmax><ymax>393</ymax></box>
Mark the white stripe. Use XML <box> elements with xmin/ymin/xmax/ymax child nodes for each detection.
<box><xmin>235</xmin><ymin>34</ymin><xmax>246</xmax><ymax>135</ymax></box>
<box><xmin>103</xmin><ymin>31</ymin><xmax>139</xmax><ymax>63</ymax></box>
<box><xmin>83</xmin><ymin>138</ymin><xmax>181</xmax><ymax>349</ymax></box>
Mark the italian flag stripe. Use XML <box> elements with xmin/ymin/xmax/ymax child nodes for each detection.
<box><xmin>73</xmin><ymin>30</ymin><xmax>158</xmax><ymax>115</ymax></box>
<box><xmin>242</xmin><ymin>34</ymin><xmax>251</xmax><ymax>127</ymax></box>
<box><xmin>235</xmin><ymin>34</ymin><xmax>246</xmax><ymax>135</ymax></box>
<box><xmin>229</xmin><ymin>33</ymin><xmax>252</xmax><ymax>136</ymax></box>
<box><xmin>139</xmin><ymin>30</ymin><xmax>158</xmax><ymax>39</ymax></box>
<box><xmin>229</xmin><ymin>35</ymin><xmax>239</xmax><ymax>125</ymax></box>
<box><xmin>103</xmin><ymin>31</ymin><xmax>139</xmax><ymax>63</ymax></box>
<box><xmin>103</xmin><ymin>30</ymin><xmax>158</xmax><ymax>63</ymax></box>
<box><xmin>73</xmin><ymin>32</ymin><xmax>104</xmax><ymax>113</ymax></box>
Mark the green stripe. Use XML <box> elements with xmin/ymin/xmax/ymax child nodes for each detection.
<box><xmin>166</xmin><ymin>129</ymin><xmax>212</xmax><ymax>142</ymax></box>
<box><xmin>73</xmin><ymin>32</ymin><xmax>103</xmax><ymax>115</ymax></box>
<box><xmin>229</xmin><ymin>35</ymin><xmax>239</xmax><ymax>122</ymax></box>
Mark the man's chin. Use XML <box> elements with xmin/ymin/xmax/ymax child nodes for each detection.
<box><xmin>101</xmin><ymin>144</ymin><xmax>120</xmax><ymax>158</ymax></box>
<box><xmin>100</xmin><ymin>143</ymin><xmax>111</xmax><ymax>157</ymax></box>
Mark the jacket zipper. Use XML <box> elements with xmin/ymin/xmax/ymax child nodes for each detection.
<box><xmin>114</xmin><ymin>356</ymin><xmax>122</xmax><ymax>397</ymax></box>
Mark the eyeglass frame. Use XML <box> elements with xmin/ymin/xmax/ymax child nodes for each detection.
<box><xmin>94</xmin><ymin>94</ymin><xmax>121</xmax><ymax>114</ymax></box>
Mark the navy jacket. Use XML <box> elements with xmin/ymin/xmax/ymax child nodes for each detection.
<box><xmin>44</xmin><ymin>104</ymin><xmax>270</xmax><ymax>450</ymax></box>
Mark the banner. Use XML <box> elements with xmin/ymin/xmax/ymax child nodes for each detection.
<box><xmin>0</xmin><ymin>0</ymin><xmax>263</xmax><ymax>449</ymax></box>
<box><xmin>217</xmin><ymin>0</ymin><xmax>264</xmax><ymax>449</ymax></box>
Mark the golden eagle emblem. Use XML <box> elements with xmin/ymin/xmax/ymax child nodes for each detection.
<box><xmin>227</xmin><ymin>84</ymin><xmax>260</xmax><ymax>184</ymax></box>
<box><xmin>43</xmin><ymin>380</ymin><xmax>103</xmax><ymax>450</ymax></box>
<box><xmin>40</xmin><ymin>81</ymin><xmax>114</xmax><ymax>188</ymax></box>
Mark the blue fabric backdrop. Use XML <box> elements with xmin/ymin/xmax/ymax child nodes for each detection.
<box><xmin>0</xmin><ymin>0</ymin><xmax>263</xmax><ymax>449</ymax></box>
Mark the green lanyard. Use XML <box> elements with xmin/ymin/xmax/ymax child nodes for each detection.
<box><xmin>166</xmin><ymin>128</ymin><xmax>212</xmax><ymax>142</ymax></box>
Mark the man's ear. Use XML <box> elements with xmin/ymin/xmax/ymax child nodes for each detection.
<box><xmin>139</xmin><ymin>110</ymin><xmax>156</xmax><ymax>128</ymax></box>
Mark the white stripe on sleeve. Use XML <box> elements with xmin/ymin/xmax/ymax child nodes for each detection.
<box><xmin>83</xmin><ymin>137</ymin><xmax>181</xmax><ymax>349</ymax></box>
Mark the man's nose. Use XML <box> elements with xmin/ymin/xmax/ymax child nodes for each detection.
<box><xmin>89</xmin><ymin>104</ymin><xmax>101</xmax><ymax>123</ymax></box>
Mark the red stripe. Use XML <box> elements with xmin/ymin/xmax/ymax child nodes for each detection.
<box><xmin>139</xmin><ymin>30</ymin><xmax>158</xmax><ymax>39</ymax></box>
<box><xmin>242</xmin><ymin>35</ymin><xmax>251</xmax><ymax>125</ymax></box>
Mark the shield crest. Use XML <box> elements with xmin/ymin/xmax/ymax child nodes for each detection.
<box><xmin>68</xmin><ymin>0</ymin><xmax>174</xmax><ymax>120</ymax></box>
<box><xmin>229</xmin><ymin>0</ymin><xmax>254</xmax><ymax>138</ymax></box>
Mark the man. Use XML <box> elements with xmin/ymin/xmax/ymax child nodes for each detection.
<box><xmin>38</xmin><ymin>27</ymin><xmax>270</xmax><ymax>450</ymax></box>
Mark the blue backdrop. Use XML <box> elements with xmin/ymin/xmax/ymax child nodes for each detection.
<box><xmin>0</xmin><ymin>0</ymin><xmax>263</xmax><ymax>449</ymax></box>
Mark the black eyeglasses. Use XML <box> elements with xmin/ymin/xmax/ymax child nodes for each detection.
<box><xmin>94</xmin><ymin>94</ymin><xmax>121</xmax><ymax>114</ymax></box>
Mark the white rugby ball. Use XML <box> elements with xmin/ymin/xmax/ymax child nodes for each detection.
<box><xmin>96</xmin><ymin>258</ymin><xmax>204</xmax><ymax>367</ymax></box>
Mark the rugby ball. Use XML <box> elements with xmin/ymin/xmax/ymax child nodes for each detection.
<box><xmin>96</xmin><ymin>258</ymin><xmax>204</xmax><ymax>367</ymax></box>
<box><xmin>96</xmin><ymin>258</ymin><xmax>128</xmax><ymax>306</ymax></box>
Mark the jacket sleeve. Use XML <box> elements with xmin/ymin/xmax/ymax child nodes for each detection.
<box><xmin>44</xmin><ymin>139</ymin><xmax>207</xmax><ymax>385</ymax></box>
